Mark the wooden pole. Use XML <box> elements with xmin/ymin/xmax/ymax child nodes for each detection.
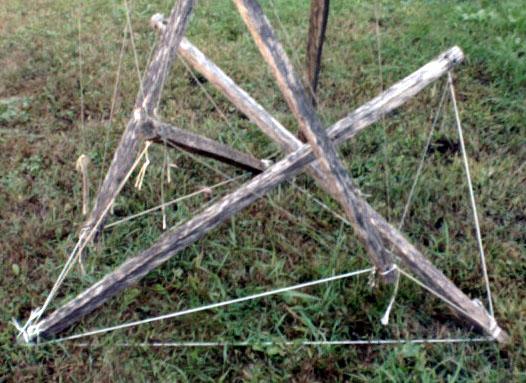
<box><xmin>84</xmin><ymin>0</ymin><xmax>195</xmax><ymax>236</ymax></box>
<box><xmin>234</xmin><ymin>0</ymin><xmax>394</xmax><ymax>278</ymax></box>
<box><xmin>143</xmin><ymin>118</ymin><xmax>267</xmax><ymax>173</ymax></box>
<box><xmin>306</xmin><ymin>0</ymin><xmax>330</xmax><ymax>106</ymax></box>
<box><xmin>32</xmin><ymin>48</ymin><xmax>508</xmax><ymax>343</ymax></box>
<box><xmin>176</xmin><ymin>42</ymin><xmax>510</xmax><ymax>342</ymax></box>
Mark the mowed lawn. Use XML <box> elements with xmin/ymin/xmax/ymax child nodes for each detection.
<box><xmin>0</xmin><ymin>0</ymin><xmax>524</xmax><ymax>381</ymax></box>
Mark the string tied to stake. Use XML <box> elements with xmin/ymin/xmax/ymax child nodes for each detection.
<box><xmin>11</xmin><ymin>306</ymin><xmax>43</xmax><ymax>344</ymax></box>
<box><xmin>472</xmin><ymin>298</ymin><xmax>502</xmax><ymax>340</ymax></box>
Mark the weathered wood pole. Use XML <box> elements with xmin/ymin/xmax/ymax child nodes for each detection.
<box><xmin>33</xmin><ymin>47</ymin><xmax>507</xmax><ymax>343</ymax></box>
<box><xmin>233</xmin><ymin>0</ymin><xmax>394</xmax><ymax>279</ymax></box>
<box><xmin>83</xmin><ymin>0</ymin><xmax>195</xmax><ymax>237</ymax></box>
<box><xmin>142</xmin><ymin>118</ymin><xmax>267</xmax><ymax>173</ymax></box>
<box><xmin>306</xmin><ymin>0</ymin><xmax>330</xmax><ymax>105</ymax></box>
<box><xmin>178</xmin><ymin>44</ymin><xmax>510</xmax><ymax>341</ymax></box>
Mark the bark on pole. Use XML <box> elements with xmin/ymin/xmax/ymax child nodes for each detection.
<box><xmin>306</xmin><ymin>0</ymin><xmax>330</xmax><ymax>105</ymax></box>
<box><xmin>33</xmin><ymin>46</ymin><xmax>507</xmax><ymax>343</ymax></box>
<box><xmin>234</xmin><ymin>0</ymin><xmax>395</xmax><ymax>279</ymax></box>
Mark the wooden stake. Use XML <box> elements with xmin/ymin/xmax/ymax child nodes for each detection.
<box><xmin>306</xmin><ymin>0</ymin><xmax>330</xmax><ymax>106</ymax></box>
<box><xmin>234</xmin><ymin>0</ymin><xmax>394</xmax><ymax>278</ymax></box>
<box><xmin>33</xmin><ymin>48</ymin><xmax>508</xmax><ymax>344</ymax></box>
<box><xmin>84</xmin><ymin>0</ymin><xmax>195</xmax><ymax>236</ymax></box>
<box><xmin>143</xmin><ymin>118</ymin><xmax>267</xmax><ymax>172</ymax></box>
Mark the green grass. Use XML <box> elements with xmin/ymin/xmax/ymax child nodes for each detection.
<box><xmin>1</xmin><ymin>0</ymin><xmax>525</xmax><ymax>381</ymax></box>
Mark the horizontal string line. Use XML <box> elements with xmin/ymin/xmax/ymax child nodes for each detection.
<box><xmin>32</xmin><ymin>337</ymin><xmax>493</xmax><ymax>348</ymax></box>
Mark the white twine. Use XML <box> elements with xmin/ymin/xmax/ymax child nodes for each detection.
<box><xmin>114</xmin><ymin>337</ymin><xmax>493</xmax><ymax>347</ymax></box>
<box><xmin>123</xmin><ymin>0</ymin><xmax>145</xmax><ymax>100</ymax></box>
<box><xmin>28</xmin><ymin>337</ymin><xmax>492</xmax><ymax>349</ymax></box>
<box><xmin>378</xmin><ymin>80</ymin><xmax>448</xmax><ymax>327</ymax></box>
<box><xmin>105</xmin><ymin>175</ymin><xmax>244</xmax><ymax>229</ymax></box>
<box><xmin>448</xmin><ymin>71</ymin><xmax>494</xmax><ymax>317</ymax></box>
<box><xmin>15</xmin><ymin>141</ymin><xmax>154</xmax><ymax>343</ymax></box>
<box><xmin>374</xmin><ymin>0</ymin><xmax>392</xmax><ymax>222</ymax></box>
<box><xmin>11</xmin><ymin>307</ymin><xmax>44</xmax><ymax>344</ymax></box>
<box><xmin>43</xmin><ymin>268</ymin><xmax>374</xmax><ymax>344</ymax></box>
<box><xmin>399</xmin><ymin>81</ymin><xmax>449</xmax><ymax>228</ymax></box>
<box><xmin>97</xmin><ymin>21</ymin><xmax>128</xmax><ymax>189</ymax></box>
<box><xmin>472</xmin><ymin>299</ymin><xmax>501</xmax><ymax>340</ymax></box>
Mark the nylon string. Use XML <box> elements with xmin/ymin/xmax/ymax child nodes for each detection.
<box><xmin>42</xmin><ymin>268</ymin><xmax>375</xmax><ymax>344</ymax></box>
<box><xmin>374</xmin><ymin>0</ymin><xmax>391</xmax><ymax>222</ymax></box>
<box><xmin>13</xmin><ymin>141</ymin><xmax>153</xmax><ymax>342</ymax></box>
<box><xmin>15</xmin><ymin>2</ymin><xmax>497</xmax><ymax>347</ymax></box>
<box><xmin>448</xmin><ymin>72</ymin><xmax>494</xmax><ymax>317</ymax></box>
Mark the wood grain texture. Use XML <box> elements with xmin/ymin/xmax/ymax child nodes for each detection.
<box><xmin>34</xmin><ymin>47</ymin><xmax>508</xmax><ymax>344</ymax></box>
<box><xmin>143</xmin><ymin>118</ymin><xmax>267</xmax><ymax>172</ymax></box>
<box><xmin>84</xmin><ymin>0</ymin><xmax>195</xmax><ymax>236</ymax></box>
<box><xmin>178</xmin><ymin>38</ymin><xmax>300</xmax><ymax>154</ymax></box>
<box><xmin>306</xmin><ymin>0</ymin><xmax>330</xmax><ymax>105</ymax></box>
<box><xmin>176</xmin><ymin>41</ymin><xmax>509</xmax><ymax>342</ymax></box>
<box><xmin>234</xmin><ymin>0</ymin><xmax>395</xmax><ymax>278</ymax></box>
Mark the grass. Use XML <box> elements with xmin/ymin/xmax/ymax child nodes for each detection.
<box><xmin>0</xmin><ymin>0</ymin><xmax>525</xmax><ymax>381</ymax></box>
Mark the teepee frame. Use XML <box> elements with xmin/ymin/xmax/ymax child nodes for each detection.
<box><xmin>23</xmin><ymin>0</ymin><xmax>507</xmax><ymax>344</ymax></box>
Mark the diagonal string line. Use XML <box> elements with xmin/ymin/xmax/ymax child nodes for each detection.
<box><xmin>177</xmin><ymin>148</ymin><xmax>334</xmax><ymax>251</ymax></box>
<box><xmin>399</xmin><ymin>80</ymin><xmax>449</xmax><ymax>229</ymax></box>
<box><xmin>291</xmin><ymin>184</ymin><xmax>352</xmax><ymax>226</ymax></box>
<box><xmin>374</xmin><ymin>0</ymin><xmax>391</xmax><ymax>222</ymax></box>
<box><xmin>123</xmin><ymin>0</ymin><xmax>145</xmax><ymax>100</ymax></box>
<box><xmin>42</xmin><ymin>268</ymin><xmax>374</xmax><ymax>344</ymax></box>
<box><xmin>104</xmin><ymin>175</ymin><xmax>246</xmax><ymax>229</ymax></box>
<box><xmin>447</xmin><ymin>71</ymin><xmax>494</xmax><ymax>317</ymax></box>
<box><xmin>376</xmin><ymin>80</ymin><xmax>448</xmax><ymax>326</ymax></box>
<box><xmin>25</xmin><ymin>141</ymin><xmax>154</xmax><ymax>330</ymax></box>
<box><xmin>395</xmin><ymin>266</ymin><xmax>470</xmax><ymax>317</ymax></box>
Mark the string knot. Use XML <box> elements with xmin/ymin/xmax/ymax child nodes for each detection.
<box><xmin>380</xmin><ymin>264</ymin><xmax>397</xmax><ymax>276</ymax></box>
<box><xmin>367</xmin><ymin>268</ymin><xmax>376</xmax><ymax>288</ymax></box>
<box><xmin>262</xmin><ymin>159</ymin><xmax>273</xmax><ymax>169</ymax></box>
<box><xmin>473</xmin><ymin>298</ymin><xmax>502</xmax><ymax>340</ymax></box>
<box><xmin>150</xmin><ymin>13</ymin><xmax>166</xmax><ymax>32</ymax></box>
<box><xmin>12</xmin><ymin>307</ymin><xmax>43</xmax><ymax>344</ymax></box>
<box><xmin>79</xmin><ymin>224</ymin><xmax>91</xmax><ymax>240</ymax></box>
